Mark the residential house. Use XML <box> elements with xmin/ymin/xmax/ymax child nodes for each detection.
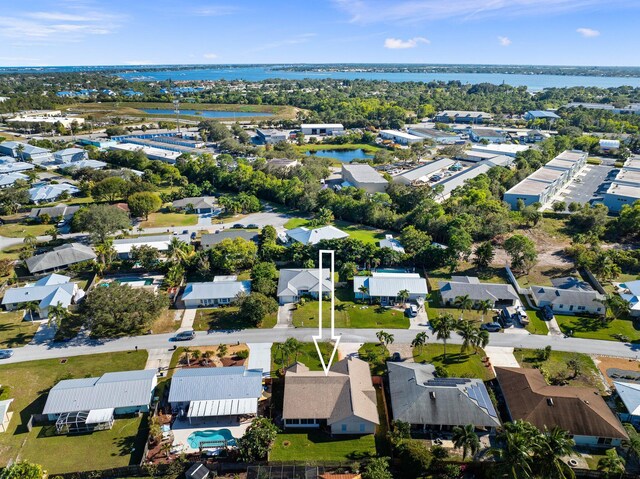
<box><xmin>29</xmin><ymin>204</ymin><xmax>81</xmax><ymax>223</ymax></box>
<box><xmin>186</xmin><ymin>464</ymin><xmax>211</xmax><ymax>479</ymax></box>
<box><xmin>200</xmin><ymin>231</ymin><xmax>259</xmax><ymax>249</ymax></box>
<box><xmin>29</xmin><ymin>183</ymin><xmax>80</xmax><ymax>203</ymax></box>
<box><xmin>2</xmin><ymin>274</ymin><xmax>83</xmax><ymax>319</ymax></box>
<box><xmin>182</xmin><ymin>276</ymin><xmax>251</xmax><ymax>308</ymax></box>
<box><xmin>387</xmin><ymin>362</ymin><xmax>501</xmax><ymax>432</ymax></box>
<box><xmin>25</xmin><ymin>243</ymin><xmax>96</xmax><ymax>274</ymax></box>
<box><xmin>496</xmin><ymin>367</ymin><xmax>628</xmax><ymax>447</ymax></box>
<box><xmin>172</xmin><ymin>196</ymin><xmax>218</xmax><ymax>214</ymax></box>
<box><xmin>0</xmin><ymin>172</ymin><xmax>29</xmax><ymax>188</ymax></box>
<box><xmin>0</xmin><ymin>156</ymin><xmax>35</xmax><ymax>174</ymax></box>
<box><xmin>530</xmin><ymin>277</ymin><xmax>605</xmax><ymax>315</ymax></box>
<box><xmin>617</xmin><ymin>280</ymin><xmax>640</xmax><ymax>318</ymax></box>
<box><xmin>42</xmin><ymin>369</ymin><xmax>157</xmax><ymax>434</ymax></box>
<box><xmin>277</xmin><ymin>268</ymin><xmax>332</xmax><ymax>305</ymax></box>
<box><xmin>614</xmin><ymin>381</ymin><xmax>640</xmax><ymax>427</ymax></box>
<box><xmin>438</xmin><ymin>276</ymin><xmax>519</xmax><ymax>307</ymax></box>
<box><xmin>434</xmin><ymin>111</ymin><xmax>492</xmax><ymax>124</ymax></box>
<box><xmin>53</xmin><ymin>148</ymin><xmax>87</xmax><ymax>164</ymax></box>
<box><xmin>282</xmin><ymin>358</ymin><xmax>379</xmax><ymax>435</ymax></box>
<box><xmin>378</xmin><ymin>234</ymin><xmax>405</xmax><ymax>254</ymax></box>
<box><xmin>379</xmin><ymin>130</ymin><xmax>423</xmax><ymax>145</ymax></box>
<box><xmin>524</xmin><ymin>110</ymin><xmax>560</xmax><ymax>121</ymax></box>
<box><xmin>300</xmin><ymin>124</ymin><xmax>344</xmax><ymax>136</ymax></box>
<box><xmin>62</xmin><ymin>159</ymin><xmax>107</xmax><ymax>170</ymax></box>
<box><xmin>168</xmin><ymin>367</ymin><xmax>263</xmax><ymax>425</ymax></box>
<box><xmin>285</xmin><ymin>226</ymin><xmax>349</xmax><ymax>245</ymax></box>
<box><xmin>113</xmin><ymin>234</ymin><xmax>190</xmax><ymax>259</ymax></box>
<box><xmin>0</xmin><ymin>141</ymin><xmax>54</xmax><ymax>165</ymax></box>
<box><xmin>0</xmin><ymin>399</ymin><xmax>13</xmax><ymax>433</ymax></box>
<box><xmin>341</xmin><ymin>164</ymin><xmax>388</xmax><ymax>194</ymax></box>
<box><xmin>468</xmin><ymin>128</ymin><xmax>506</xmax><ymax>144</ymax></box>
<box><xmin>354</xmin><ymin>272</ymin><xmax>427</xmax><ymax>306</ymax></box>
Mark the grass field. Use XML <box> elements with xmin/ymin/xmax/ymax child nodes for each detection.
<box><xmin>0</xmin><ymin>244</ymin><xmax>25</xmax><ymax>261</ymax></box>
<box><xmin>525</xmin><ymin>311</ymin><xmax>550</xmax><ymax>335</ymax></box>
<box><xmin>139</xmin><ymin>212</ymin><xmax>198</xmax><ymax>228</ymax></box>
<box><xmin>0</xmin><ymin>350</ymin><xmax>148</xmax><ymax>473</ymax></box>
<box><xmin>513</xmin><ymin>348</ymin><xmax>603</xmax><ymax>391</ymax></box>
<box><xmin>270</xmin><ymin>431</ymin><xmax>376</xmax><ymax>462</ymax></box>
<box><xmin>193</xmin><ymin>307</ymin><xmax>277</xmax><ymax>330</ymax></box>
<box><xmin>271</xmin><ymin>341</ymin><xmax>335</xmax><ymax>373</ymax></box>
<box><xmin>413</xmin><ymin>344</ymin><xmax>493</xmax><ymax>381</ymax></box>
<box><xmin>282</xmin><ymin>218</ymin><xmax>392</xmax><ymax>245</ymax></box>
<box><xmin>150</xmin><ymin>309</ymin><xmax>181</xmax><ymax>334</ymax></box>
<box><xmin>555</xmin><ymin>314</ymin><xmax>640</xmax><ymax>342</ymax></box>
<box><xmin>358</xmin><ymin>343</ymin><xmax>389</xmax><ymax>376</ymax></box>
<box><xmin>0</xmin><ymin>223</ymin><xmax>52</xmax><ymax>238</ymax></box>
<box><xmin>424</xmin><ymin>292</ymin><xmax>493</xmax><ymax>323</ymax></box>
<box><xmin>0</xmin><ymin>311</ymin><xmax>39</xmax><ymax>348</ymax></box>
<box><xmin>291</xmin><ymin>288</ymin><xmax>409</xmax><ymax>329</ymax></box>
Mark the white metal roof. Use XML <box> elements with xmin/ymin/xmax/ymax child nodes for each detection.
<box><xmin>85</xmin><ymin>408</ymin><xmax>114</xmax><ymax>424</ymax></box>
<box><xmin>186</xmin><ymin>398</ymin><xmax>257</xmax><ymax>417</ymax></box>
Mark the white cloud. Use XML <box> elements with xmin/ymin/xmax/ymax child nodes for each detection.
<box><xmin>191</xmin><ymin>5</ymin><xmax>239</xmax><ymax>16</ymax></box>
<box><xmin>498</xmin><ymin>36</ymin><xmax>512</xmax><ymax>46</ymax></box>
<box><xmin>203</xmin><ymin>53</ymin><xmax>218</xmax><ymax>59</ymax></box>
<box><xmin>577</xmin><ymin>27</ymin><xmax>600</xmax><ymax>37</ymax></box>
<box><xmin>250</xmin><ymin>33</ymin><xmax>316</xmax><ymax>52</ymax></box>
<box><xmin>384</xmin><ymin>37</ymin><xmax>429</xmax><ymax>49</ymax></box>
<box><xmin>123</xmin><ymin>60</ymin><xmax>154</xmax><ymax>66</ymax></box>
<box><xmin>333</xmin><ymin>0</ymin><xmax>632</xmax><ymax>24</ymax></box>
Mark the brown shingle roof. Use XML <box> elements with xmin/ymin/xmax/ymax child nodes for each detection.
<box><xmin>495</xmin><ymin>367</ymin><xmax>627</xmax><ymax>440</ymax></box>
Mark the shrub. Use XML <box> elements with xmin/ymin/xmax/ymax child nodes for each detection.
<box><xmin>235</xmin><ymin>349</ymin><xmax>249</xmax><ymax>359</ymax></box>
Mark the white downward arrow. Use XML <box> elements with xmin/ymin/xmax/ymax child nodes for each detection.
<box><xmin>313</xmin><ymin>249</ymin><xmax>341</xmax><ymax>376</ymax></box>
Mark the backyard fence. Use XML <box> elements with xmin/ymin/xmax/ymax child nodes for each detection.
<box><xmin>581</xmin><ymin>267</ymin><xmax>607</xmax><ymax>295</ymax></box>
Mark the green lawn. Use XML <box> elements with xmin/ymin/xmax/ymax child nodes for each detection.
<box><xmin>0</xmin><ymin>311</ymin><xmax>39</xmax><ymax>348</ymax></box>
<box><xmin>358</xmin><ymin>343</ymin><xmax>389</xmax><ymax>376</ymax></box>
<box><xmin>0</xmin><ymin>350</ymin><xmax>148</xmax><ymax>473</ymax></box>
<box><xmin>0</xmin><ymin>244</ymin><xmax>25</xmax><ymax>261</ymax></box>
<box><xmin>193</xmin><ymin>307</ymin><xmax>276</xmax><ymax>330</ymax></box>
<box><xmin>425</xmin><ymin>292</ymin><xmax>491</xmax><ymax>324</ymax></box>
<box><xmin>270</xmin><ymin>431</ymin><xmax>376</xmax><ymax>463</ymax></box>
<box><xmin>554</xmin><ymin>314</ymin><xmax>640</xmax><ymax>342</ymax></box>
<box><xmin>271</xmin><ymin>341</ymin><xmax>336</xmax><ymax>373</ymax></box>
<box><xmin>283</xmin><ymin>218</ymin><xmax>392</xmax><ymax>245</ymax></box>
<box><xmin>140</xmin><ymin>212</ymin><xmax>198</xmax><ymax>228</ymax></box>
<box><xmin>292</xmin><ymin>289</ymin><xmax>409</xmax><ymax>329</ymax></box>
<box><xmin>0</xmin><ymin>223</ymin><xmax>52</xmax><ymax>238</ymax></box>
<box><xmin>413</xmin><ymin>344</ymin><xmax>493</xmax><ymax>381</ymax></box>
<box><xmin>525</xmin><ymin>310</ymin><xmax>550</xmax><ymax>335</ymax></box>
<box><xmin>513</xmin><ymin>348</ymin><xmax>603</xmax><ymax>391</ymax></box>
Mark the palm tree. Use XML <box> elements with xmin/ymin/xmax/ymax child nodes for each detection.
<box><xmin>452</xmin><ymin>424</ymin><xmax>480</xmax><ymax>460</ymax></box>
<box><xmin>477</xmin><ymin>299</ymin><xmax>493</xmax><ymax>322</ymax></box>
<box><xmin>21</xmin><ymin>301</ymin><xmax>40</xmax><ymax>322</ymax></box>
<box><xmin>48</xmin><ymin>302</ymin><xmax>67</xmax><ymax>327</ymax></box>
<box><xmin>202</xmin><ymin>350</ymin><xmax>213</xmax><ymax>366</ymax></box>
<box><xmin>598</xmin><ymin>295</ymin><xmax>631</xmax><ymax>321</ymax></box>
<box><xmin>167</xmin><ymin>237</ymin><xmax>193</xmax><ymax>266</ymax></box>
<box><xmin>397</xmin><ymin>289</ymin><xmax>410</xmax><ymax>307</ymax></box>
<box><xmin>284</xmin><ymin>338</ymin><xmax>302</xmax><ymax>362</ymax></box>
<box><xmin>23</xmin><ymin>233</ymin><xmax>37</xmax><ymax>251</ymax></box>
<box><xmin>191</xmin><ymin>349</ymin><xmax>202</xmax><ymax>364</ymax></box>
<box><xmin>94</xmin><ymin>238</ymin><xmax>116</xmax><ymax>267</ymax></box>
<box><xmin>376</xmin><ymin>330</ymin><xmax>394</xmax><ymax>354</ymax></box>
<box><xmin>431</xmin><ymin>313</ymin><xmax>456</xmax><ymax>360</ymax></box>
<box><xmin>46</xmin><ymin>227</ymin><xmax>58</xmax><ymax>242</ymax></box>
<box><xmin>160</xmin><ymin>441</ymin><xmax>172</xmax><ymax>458</ymax></box>
<box><xmin>474</xmin><ymin>329</ymin><xmax>490</xmax><ymax>354</ymax></box>
<box><xmin>16</xmin><ymin>144</ymin><xmax>25</xmax><ymax>162</ymax></box>
<box><xmin>453</xmin><ymin>294</ymin><xmax>474</xmax><ymax>319</ymax></box>
<box><xmin>182</xmin><ymin>346</ymin><xmax>193</xmax><ymax>367</ymax></box>
<box><xmin>275</xmin><ymin>343</ymin><xmax>288</xmax><ymax>371</ymax></box>
<box><xmin>457</xmin><ymin>319</ymin><xmax>478</xmax><ymax>354</ymax></box>
<box><xmin>217</xmin><ymin>344</ymin><xmax>228</xmax><ymax>360</ymax></box>
<box><xmin>489</xmin><ymin>420</ymin><xmax>540</xmax><ymax>479</ymax></box>
<box><xmin>622</xmin><ymin>423</ymin><xmax>640</xmax><ymax>461</ymax></box>
<box><xmin>410</xmin><ymin>331</ymin><xmax>428</xmax><ymax>355</ymax></box>
<box><xmin>534</xmin><ymin>426</ymin><xmax>576</xmax><ymax>479</ymax></box>
<box><xmin>597</xmin><ymin>448</ymin><xmax>626</xmax><ymax>479</ymax></box>
<box><xmin>358</xmin><ymin>284</ymin><xmax>369</xmax><ymax>304</ymax></box>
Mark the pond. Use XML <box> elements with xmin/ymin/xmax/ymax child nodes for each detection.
<box><xmin>139</xmin><ymin>108</ymin><xmax>272</xmax><ymax>118</ymax></box>
<box><xmin>305</xmin><ymin>148</ymin><xmax>374</xmax><ymax>163</ymax></box>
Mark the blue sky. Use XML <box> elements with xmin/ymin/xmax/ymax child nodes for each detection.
<box><xmin>1</xmin><ymin>0</ymin><xmax>639</xmax><ymax>67</ymax></box>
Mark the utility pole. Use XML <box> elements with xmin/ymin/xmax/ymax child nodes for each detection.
<box><xmin>173</xmin><ymin>99</ymin><xmax>180</xmax><ymax>135</ymax></box>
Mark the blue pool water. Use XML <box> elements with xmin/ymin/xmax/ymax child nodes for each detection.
<box><xmin>139</xmin><ymin>108</ymin><xmax>272</xmax><ymax>118</ymax></box>
<box><xmin>306</xmin><ymin>148</ymin><xmax>374</xmax><ymax>163</ymax></box>
<box><xmin>187</xmin><ymin>429</ymin><xmax>237</xmax><ymax>449</ymax></box>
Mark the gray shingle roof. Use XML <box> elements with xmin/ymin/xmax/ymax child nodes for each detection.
<box><xmin>182</xmin><ymin>280</ymin><xmax>251</xmax><ymax>301</ymax></box>
<box><xmin>25</xmin><ymin>243</ymin><xmax>96</xmax><ymax>274</ymax></box>
<box><xmin>277</xmin><ymin>268</ymin><xmax>333</xmax><ymax>298</ymax></box>
<box><xmin>200</xmin><ymin>231</ymin><xmax>259</xmax><ymax>249</ymax></box>
<box><xmin>172</xmin><ymin>196</ymin><xmax>217</xmax><ymax>210</ymax></box>
<box><xmin>531</xmin><ymin>285</ymin><xmax>604</xmax><ymax>309</ymax></box>
<box><xmin>388</xmin><ymin>362</ymin><xmax>500</xmax><ymax>428</ymax></box>
<box><xmin>42</xmin><ymin>369</ymin><xmax>157</xmax><ymax>415</ymax></box>
<box><xmin>438</xmin><ymin>276</ymin><xmax>518</xmax><ymax>303</ymax></box>
<box><xmin>168</xmin><ymin>367</ymin><xmax>263</xmax><ymax>403</ymax></box>
<box><xmin>29</xmin><ymin>204</ymin><xmax>80</xmax><ymax>220</ymax></box>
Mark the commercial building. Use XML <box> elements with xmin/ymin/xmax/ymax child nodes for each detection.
<box><xmin>109</xmin><ymin>143</ymin><xmax>181</xmax><ymax>164</ymax></box>
<box><xmin>353</xmin><ymin>272</ymin><xmax>428</xmax><ymax>306</ymax></box>
<box><xmin>503</xmin><ymin>150</ymin><xmax>587</xmax><ymax>209</ymax></box>
<box><xmin>406</xmin><ymin>127</ymin><xmax>462</xmax><ymax>144</ymax></box>
<box><xmin>42</xmin><ymin>369</ymin><xmax>157</xmax><ymax>434</ymax></box>
<box><xmin>6</xmin><ymin>113</ymin><xmax>85</xmax><ymax>128</ymax></box>
<box><xmin>277</xmin><ymin>268</ymin><xmax>332</xmax><ymax>305</ymax></box>
<box><xmin>25</xmin><ymin>243</ymin><xmax>96</xmax><ymax>274</ymax></box>
<box><xmin>341</xmin><ymin>164</ymin><xmax>388</xmax><ymax>194</ymax></box>
<box><xmin>468</xmin><ymin>128</ymin><xmax>506</xmax><ymax>144</ymax></box>
<box><xmin>467</xmin><ymin>144</ymin><xmax>529</xmax><ymax>159</ymax></box>
<box><xmin>435</xmin><ymin>156</ymin><xmax>512</xmax><ymax>201</ymax></box>
<box><xmin>603</xmin><ymin>158</ymin><xmax>640</xmax><ymax>212</ymax></box>
<box><xmin>255</xmin><ymin>129</ymin><xmax>289</xmax><ymax>144</ymax></box>
<box><xmin>496</xmin><ymin>367</ymin><xmax>628</xmax><ymax>447</ymax></box>
<box><xmin>388</xmin><ymin>362</ymin><xmax>501</xmax><ymax>432</ymax></box>
<box><xmin>599</xmin><ymin>139</ymin><xmax>621</xmax><ymax>150</ymax></box>
<box><xmin>168</xmin><ymin>367</ymin><xmax>263</xmax><ymax>424</ymax></box>
<box><xmin>438</xmin><ymin>276</ymin><xmax>519</xmax><ymax>307</ymax></box>
<box><xmin>2</xmin><ymin>274</ymin><xmax>83</xmax><ymax>319</ymax></box>
<box><xmin>282</xmin><ymin>358</ymin><xmax>379</xmax><ymax>435</ymax></box>
<box><xmin>182</xmin><ymin>277</ymin><xmax>251</xmax><ymax>308</ymax></box>
<box><xmin>379</xmin><ymin>130</ymin><xmax>423</xmax><ymax>145</ymax></box>
<box><xmin>300</xmin><ymin>124</ymin><xmax>344</xmax><ymax>136</ymax></box>
<box><xmin>435</xmin><ymin>111</ymin><xmax>492</xmax><ymax>124</ymax></box>
<box><xmin>392</xmin><ymin>159</ymin><xmax>455</xmax><ymax>186</ymax></box>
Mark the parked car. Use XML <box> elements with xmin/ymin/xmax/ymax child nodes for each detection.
<box><xmin>246</xmin><ymin>224</ymin><xmax>259</xmax><ymax>229</ymax></box>
<box><xmin>232</xmin><ymin>224</ymin><xmax>244</xmax><ymax>229</ymax></box>
<box><xmin>0</xmin><ymin>349</ymin><xmax>14</xmax><ymax>359</ymax></box>
<box><xmin>405</xmin><ymin>304</ymin><xmax>419</xmax><ymax>317</ymax></box>
<box><xmin>480</xmin><ymin>322</ymin><xmax>502</xmax><ymax>332</ymax></box>
<box><xmin>391</xmin><ymin>352</ymin><xmax>402</xmax><ymax>362</ymax></box>
<box><xmin>498</xmin><ymin>314</ymin><xmax>515</xmax><ymax>328</ymax></box>
<box><xmin>541</xmin><ymin>305</ymin><xmax>555</xmax><ymax>321</ymax></box>
<box><xmin>182</xmin><ymin>230</ymin><xmax>189</xmax><ymax>235</ymax></box>
<box><xmin>174</xmin><ymin>330</ymin><xmax>195</xmax><ymax>341</ymax></box>
<box><xmin>190</xmin><ymin>232</ymin><xmax>197</xmax><ymax>240</ymax></box>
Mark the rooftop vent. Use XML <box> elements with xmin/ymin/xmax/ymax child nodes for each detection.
<box><xmin>429</xmin><ymin>391</ymin><xmax>436</xmax><ymax>400</ymax></box>
<box><xmin>547</xmin><ymin>398</ymin><xmax>554</xmax><ymax>406</ymax></box>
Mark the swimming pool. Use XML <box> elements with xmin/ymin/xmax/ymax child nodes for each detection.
<box><xmin>114</xmin><ymin>277</ymin><xmax>154</xmax><ymax>286</ymax></box>
<box><xmin>187</xmin><ymin>429</ymin><xmax>237</xmax><ymax>449</ymax></box>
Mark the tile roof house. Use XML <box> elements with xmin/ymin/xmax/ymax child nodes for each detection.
<box><xmin>387</xmin><ymin>362</ymin><xmax>501</xmax><ymax>431</ymax></box>
<box><xmin>172</xmin><ymin>196</ymin><xmax>218</xmax><ymax>214</ymax></box>
<box><xmin>438</xmin><ymin>276</ymin><xmax>519</xmax><ymax>307</ymax></box>
<box><xmin>614</xmin><ymin>381</ymin><xmax>640</xmax><ymax>427</ymax></box>
<box><xmin>168</xmin><ymin>367</ymin><xmax>263</xmax><ymax>423</ymax></box>
<box><xmin>2</xmin><ymin>273</ymin><xmax>83</xmax><ymax>319</ymax></box>
<box><xmin>530</xmin><ymin>277</ymin><xmax>605</xmax><ymax>315</ymax></box>
<box><xmin>277</xmin><ymin>268</ymin><xmax>333</xmax><ymax>305</ymax></box>
<box><xmin>29</xmin><ymin>183</ymin><xmax>80</xmax><ymax>203</ymax></box>
<box><xmin>285</xmin><ymin>226</ymin><xmax>349</xmax><ymax>245</ymax></box>
<box><xmin>496</xmin><ymin>367</ymin><xmax>628</xmax><ymax>446</ymax></box>
<box><xmin>282</xmin><ymin>358</ymin><xmax>379</xmax><ymax>435</ymax></box>
<box><xmin>354</xmin><ymin>272</ymin><xmax>427</xmax><ymax>306</ymax></box>
<box><xmin>25</xmin><ymin>243</ymin><xmax>96</xmax><ymax>274</ymax></box>
<box><xmin>182</xmin><ymin>277</ymin><xmax>251</xmax><ymax>308</ymax></box>
<box><xmin>42</xmin><ymin>369</ymin><xmax>157</xmax><ymax>433</ymax></box>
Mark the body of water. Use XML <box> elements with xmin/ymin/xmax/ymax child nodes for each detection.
<box><xmin>140</xmin><ymin>108</ymin><xmax>272</xmax><ymax>118</ymax></box>
<box><xmin>187</xmin><ymin>429</ymin><xmax>237</xmax><ymax>449</ymax></box>
<box><xmin>306</xmin><ymin>149</ymin><xmax>374</xmax><ymax>163</ymax></box>
<box><xmin>119</xmin><ymin>66</ymin><xmax>640</xmax><ymax>89</ymax></box>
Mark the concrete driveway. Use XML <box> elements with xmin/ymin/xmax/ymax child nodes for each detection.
<box><xmin>247</xmin><ymin>342</ymin><xmax>273</xmax><ymax>376</ymax></box>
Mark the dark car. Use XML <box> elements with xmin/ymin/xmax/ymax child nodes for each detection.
<box><xmin>541</xmin><ymin>305</ymin><xmax>555</xmax><ymax>321</ymax></box>
<box><xmin>190</xmin><ymin>232</ymin><xmax>197</xmax><ymax>240</ymax></box>
<box><xmin>391</xmin><ymin>352</ymin><xmax>402</xmax><ymax>362</ymax></box>
<box><xmin>232</xmin><ymin>224</ymin><xmax>244</xmax><ymax>229</ymax></box>
<box><xmin>480</xmin><ymin>322</ymin><xmax>502</xmax><ymax>333</ymax></box>
<box><xmin>182</xmin><ymin>230</ymin><xmax>189</xmax><ymax>235</ymax></box>
<box><xmin>174</xmin><ymin>330</ymin><xmax>195</xmax><ymax>341</ymax></box>
<box><xmin>246</xmin><ymin>224</ymin><xmax>259</xmax><ymax>229</ymax></box>
<box><xmin>0</xmin><ymin>349</ymin><xmax>14</xmax><ymax>359</ymax></box>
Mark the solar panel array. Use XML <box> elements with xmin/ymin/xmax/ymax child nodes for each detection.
<box><xmin>466</xmin><ymin>383</ymin><xmax>499</xmax><ymax>418</ymax></box>
<box><xmin>424</xmin><ymin>378</ymin><xmax>471</xmax><ymax>387</ymax></box>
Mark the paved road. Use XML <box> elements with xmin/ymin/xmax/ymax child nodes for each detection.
<box><xmin>5</xmin><ymin>327</ymin><xmax>640</xmax><ymax>365</ymax></box>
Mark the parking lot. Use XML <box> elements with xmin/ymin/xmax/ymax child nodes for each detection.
<box><xmin>558</xmin><ymin>164</ymin><xmax>615</xmax><ymax>206</ymax></box>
